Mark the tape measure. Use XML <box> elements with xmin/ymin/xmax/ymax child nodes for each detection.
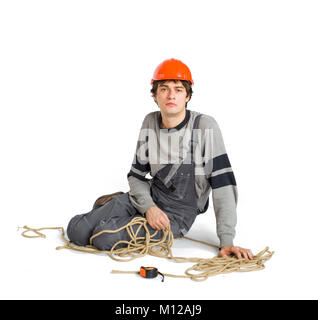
<box><xmin>139</xmin><ymin>266</ymin><xmax>164</xmax><ymax>282</ymax></box>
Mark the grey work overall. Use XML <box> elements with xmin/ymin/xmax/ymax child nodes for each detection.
<box><xmin>67</xmin><ymin>114</ymin><xmax>203</xmax><ymax>250</ymax></box>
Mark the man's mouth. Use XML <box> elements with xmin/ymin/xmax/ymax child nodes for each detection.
<box><xmin>166</xmin><ymin>102</ymin><xmax>177</xmax><ymax>106</ymax></box>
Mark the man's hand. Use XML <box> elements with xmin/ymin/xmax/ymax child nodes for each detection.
<box><xmin>219</xmin><ymin>246</ymin><xmax>254</xmax><ymax>260</ymax></box>
<box><xmin>145</xmin><ymin>205</ymin><xmax>170</xmax><ymax>231</ymax></box>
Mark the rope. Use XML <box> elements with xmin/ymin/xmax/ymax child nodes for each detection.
<box><xmin>19</xmin><ymin>217</ymin><xmax>274</xmax><ymax>281</ymax></box>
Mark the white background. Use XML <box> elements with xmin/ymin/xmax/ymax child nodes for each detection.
<box><xmin>1</xmin><ymin>0</ymin><xmax>317</xmax><ymax>300</ymax></box>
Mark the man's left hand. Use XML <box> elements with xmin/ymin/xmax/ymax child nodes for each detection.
<box><xmin>219</xmin><ymin>246</ymin><xmax>254</xmax><ymax>260</ymax></box>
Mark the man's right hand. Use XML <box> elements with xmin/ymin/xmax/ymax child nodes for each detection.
<box><xmin>145</xmin><ymin>205</ymin><xmax>170</xmax><ymax>231</ymax></box>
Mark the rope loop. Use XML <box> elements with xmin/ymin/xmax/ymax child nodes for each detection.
<box><xmin>19</xmin><ymin>217</ymin><xmax>274</xmax><ymax>281</ymax></box>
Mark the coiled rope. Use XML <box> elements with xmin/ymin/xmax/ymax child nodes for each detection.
<box><xmin>19</xmin><ymin>217</ymin><xmax>274</xmax><ymax>281</ymax></box>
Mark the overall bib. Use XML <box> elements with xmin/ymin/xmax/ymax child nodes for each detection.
<box><xmin>67</xmin><ymin>114</ymin><xmax>203</xmax><ymax>250</ymax></box>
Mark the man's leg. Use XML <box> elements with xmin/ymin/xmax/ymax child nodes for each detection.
<box><xmin>66</xmin><ymin>192</ymin><xmax>137</xmax><ymax>246</ymax></box>
<box><xmin>91</xmin><ymin>211</ymin><xmax>183</xmax><ymax>251</ymax></box>
<box><xmin>90</xmin><ymin>213</ymin><xmax>164</xmax><ymax>250</ymax></box>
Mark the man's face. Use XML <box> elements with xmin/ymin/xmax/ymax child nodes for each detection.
<box><xmin>153</xmin><ymin>80</ymin><xmax>190</xmax><ymax>116</ymax></box>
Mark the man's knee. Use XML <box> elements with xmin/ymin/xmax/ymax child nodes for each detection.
<box><xmin>67</xmin><ymin>213</ymin><xmax>93</xmax><ymax>246</ymax></box>
<box><xmin>91</xmin><ymin>217</ymin><xmax>126</xmax><ymax>250</ymax></box>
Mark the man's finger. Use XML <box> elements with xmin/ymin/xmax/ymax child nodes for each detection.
<box><xmin>160</xmin><ymin>217</ymin><xmax>169</xmax><ymax>229</ymax></box>
<box><xmin>152</xmin><ymin>222</ymin><xmax>159</xmax><ymax>230</ymax></box>
<box><xmin>242</xmin><ymin>250</ymin><xmax>249</xmax><ymax>260</ymax></box>
<box><xmin>156</xmin><ymin>221</ymin><xmax>166</xmax><ymax>230</ymax></box>
<box><xmin>149</xmin><ymin>222</ymin><xmax>157</xmax><ymax>230</ymax></box>
<box><xmin>158</xmin><ymin>222</ymin><xmax>167</xmax><ymax>231</ymax></box>
<box><xmin>233</xmin><ymin>248</ymin><xmax>242</xmax><ymax>259</ymax></box>
<box><xmin>247</xmin><ymin>250</ymin><xmax>254</xmax><ymax>260</ymax></box>
<box><xmin>161</xmin><ymin>212</ymin><xmax>170</xmax><ymax>225</ymax></box>
<box><xmin>219</xmin><ymin>251</ymin><xmax>229</xmax><ymax>259</ymax></box>
<box><xmin>148</xmin><ymin>219</ymin><xmax>159</xmax><ymax>231</ymax></box>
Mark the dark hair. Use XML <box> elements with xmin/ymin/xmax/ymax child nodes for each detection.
<box><xmin>150</xmin><ymin>79</ymin><xmax>193</xmax><ymax>109</ymax></box>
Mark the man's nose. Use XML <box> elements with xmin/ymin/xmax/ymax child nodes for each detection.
<box><xmin>168</xmin><ymin>90</ymin><xmax>176</xmax><ymax>99</ymax></box>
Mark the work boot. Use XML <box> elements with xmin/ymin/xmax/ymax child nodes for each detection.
<box><xmin>92</xmin><ymin>191</ymin><xmax>125</xmax><ymax>209</ymax></box>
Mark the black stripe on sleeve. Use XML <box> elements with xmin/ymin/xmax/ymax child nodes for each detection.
<box><xmin>209</xmin><ymin>171</ymin><xmax>237</xmax><ymax>189</ymax></box>
<box><xmin>212</xmin><ymin>153</ymin><xmax>231</xmax><ymax>172</ymax></box>
<box><xmin>127</xmin><ymin>170</ymin><xmax>150</xmax><ymax>182</ymax></box>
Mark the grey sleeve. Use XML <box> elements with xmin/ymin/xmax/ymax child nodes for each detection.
<box><xmin>201</xmin><ymin>116</ymin><xmax>238</xmax><ymax>247</ymax></box>
<box><xmin>127</xmin><ymin>115</ymin><xmax>156</xmax><ymax>215</ymax></box>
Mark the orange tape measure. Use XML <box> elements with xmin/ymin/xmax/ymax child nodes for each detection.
<box><xmin>139</xmin><ymin>266</ymin><xmax>164</xmax><ymax>282</ymax></box>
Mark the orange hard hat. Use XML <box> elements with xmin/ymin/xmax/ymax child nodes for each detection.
<box><xmin>151</xmin><ymin>58</ymin><xmax>194</xmax><ymax>85</ymax></box>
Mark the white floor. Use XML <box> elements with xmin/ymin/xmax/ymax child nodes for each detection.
<box><xmin>2</xmin><ymin>203</ymin><xmax>316</xmax><ymax>300</ymax></box>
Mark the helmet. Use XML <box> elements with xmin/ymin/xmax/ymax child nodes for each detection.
<box><xmin>151</xmin><ymin>58</ymin><xmax>194</xmax><ymax>85</ymax></box>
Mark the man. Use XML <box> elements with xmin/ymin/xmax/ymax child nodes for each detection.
<box><xmin>67</xmin><ymin>58</ymin><xmax>253</xmax><ymax>260</ymax></box>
